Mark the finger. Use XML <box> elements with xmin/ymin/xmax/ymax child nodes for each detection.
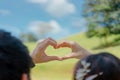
<box><xmin>61</xmin><ymin>52</ymin><xmax>82</xmax><ymax>60</ymax></box>
<box><xmin>56</xmin><ymin>41</ymin><xmax>72</xmax><ymax>48</ymax></box>
<box><xmin>47</xmin><ymin>56</ymin><xmax>62</xmax><ymax>61</ymax></box>
<box><xmin>61</xmin><ymin>53</ymin><xmax>75</xmax><ymax>60</ymax></box>
<box><xmin>47</xmin><ymin>38</ymin><xmax>58</xmax><ymax>48</ymax></box>
<box><xmin>37</xmin><ymin>37</ymin><xmax>56</xmax><ymax>44</ymax></box>
<box><xmin>37</xmin><ymin>39</ymin><xmax>45</xmax><ymax>44</ymax></box>
<box><xmin>47</xmin><ymin>37</ymin><xmax>57</xmax><ymax>43</ymax></box>
<box><xmin>36</xmin><ymin>38</ymin><xmax>52</xmax><ymax>48</ymax></box>
<box><xmin>37</xmin><ymin>38</ymin><xmax>57</xmax><ymax>50</ymax></box>
<box><xmin>56</xmin><ymin>42</ymin><xmax>68</xmax><ymax>48</ymax></box>
<box><xmin>46</xmin><ymin>38</ymin><xmax>57</xmax><ymax>48</ymax></box>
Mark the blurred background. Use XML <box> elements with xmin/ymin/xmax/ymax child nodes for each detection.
<box><xmin>0</xmin><ymin>0</ymin><xmax>120</xmax><ymax>80</ymax></box>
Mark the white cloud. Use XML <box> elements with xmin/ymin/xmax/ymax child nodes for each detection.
<box><xmin>51</xmin><ymin>28</ymin><xmax>71</xmax><ymax>39</ymax></box>
<box><xmin>72</xmin><ymin>18</ymin><xmax>87</xmax><ymax>32</ymax></box>
<box><xmin>29</xmin><ymin>20</ymin><xmax>62</xmax><ymax>35</ymax></box>
<box><xmin>45</xmin><ymin>0</ymin><xmax>75</xmax><ymax>17</ymax></box>
<box><xmin>0</xmin><ymin>9</ymin><xmax>11</xmax><ymax>16</ymax></box>
<box><xmin>28</xmin><ymin>20</ymin><xmax>73</xmax><ymax>39</ymax></box>
<box><xmin>27</xmin><ymin>0</ymin><xmax>76</xmax><ymax>17</ymax></box>
<box><xmin>27</xmin><ymin>0</ymin><xmax>48</xmax><ymax>4</ymax></box>
<box><xmin>49</xmin><ymin>20</ymin><xmax>62</xmax><ymax>33</ymax></box>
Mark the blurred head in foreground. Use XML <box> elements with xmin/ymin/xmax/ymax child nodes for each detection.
<box><xmin>0</xmin><ymin>30</ymin><xmax>34</xmax><ymax>80</ymax></box>
<box><xmin>73</xmin><ymin>52</ymin><xmax>120</xmax><ymax>80</ymax></box>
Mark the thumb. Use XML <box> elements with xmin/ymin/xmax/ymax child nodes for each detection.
<box><xmin>61</xmin><ymin>52</ymin><xmax>82</xmax><ymax>60</ymax></box>
<box><xmin>61</xmin><ymin>53</ymin><xmax>75</xmax><ymax>60</ymax></box>
<box><xmin>47</xmin><ymin>56</ymin><xmax>62</xmax><ymax>61</ymax></box>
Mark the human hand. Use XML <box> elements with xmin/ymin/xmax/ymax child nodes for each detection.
<box><xmin>31</xmin><ymin>38</ymin><xmax>62</xmax><ymax>63</ymax></box>
<box><xmin>56</xmin><ymin>41</ymin><xmax>92</xmax><ymax>60</ymax></box>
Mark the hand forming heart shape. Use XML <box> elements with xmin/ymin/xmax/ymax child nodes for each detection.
<box><xmin>31</xmin><ymin>38</ymin><xmax>91</xmax><ymax>63</ymax></box>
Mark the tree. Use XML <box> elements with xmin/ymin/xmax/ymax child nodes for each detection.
<box><xmin>19</xmin><ymin>32</ymin><xmax>38</xmax><ymax>42</ymax></box>
<box><xmin>84</xmin><ymin>0</ymin><xmax>120</xmax><ymax>46</ymax></box>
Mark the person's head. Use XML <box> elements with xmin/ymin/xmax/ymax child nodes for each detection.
<box><xmin>0</xmin><ymin>30</ymin><xmax>34</xmax><ymax>80</ymax></box>
<box><xmin>73</xmin><ymin>52</ymin><xmax>120</xmax><ymax>80</ymax></box>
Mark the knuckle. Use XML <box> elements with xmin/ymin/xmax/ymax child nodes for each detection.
<box><xmin>70</xmin><ymin>41</ymin><xmax>76</xmax><ymax>45</ymax></box>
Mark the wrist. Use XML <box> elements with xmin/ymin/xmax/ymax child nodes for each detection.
<box><xmin>76</xmin><ymin>50</ymin><xmax>92</xmax><ymax>59</ymax></box>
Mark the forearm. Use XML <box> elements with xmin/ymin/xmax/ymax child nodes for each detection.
<box><xmin>75</xmin><ymin>45</ymin><xmax>92</xmax><ymax>59</ymax></box>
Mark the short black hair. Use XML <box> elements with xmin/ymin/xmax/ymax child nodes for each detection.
<box><xmin>0</xmin><ymin>30</ymin><xmax>34</xmax><ymax>80</ymax></box>
<box><xmin>74</xmin><ymin>52</ymin><xmax>120</xmax><ymax>80</ymax></box>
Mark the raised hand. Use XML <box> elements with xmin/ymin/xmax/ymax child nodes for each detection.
<box><xmin>56</xmin><ymin>41</ymin><xmax>92</xmax><ymax>60</ymax></box>
<box><xmin>31</xmin><ymin>38</ymin><xmax>62</xmax><ymax>63</ymax></box>
<box><xmin>31</xmin><ymin>38</ymin><xmax>92</xmax><ymax>63</ymax></box>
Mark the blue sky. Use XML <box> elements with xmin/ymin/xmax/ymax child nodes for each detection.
<box><xmin>0</xmin><ymin>0</ymin><xmax>87</xmax><ymax>39</ymax></box>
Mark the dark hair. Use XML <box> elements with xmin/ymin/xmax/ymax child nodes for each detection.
<box><xmin>0</xmin><ymin>30</ymin><xmax>34</xmax><ymax>80</ymax></box>
<box><xmin>73</xmin><ymin>52</ymin><xmax>120</xmax><ymax>80</ymax></box>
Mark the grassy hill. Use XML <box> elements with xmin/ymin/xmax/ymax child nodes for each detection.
<box><xmin>26</xmin><ymin>33</ymin><xmax>120</xmax><ymax>80</ymax></box>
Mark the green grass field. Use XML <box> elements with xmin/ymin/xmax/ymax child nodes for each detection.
<box><xmin>26</xmin><ymin>33</ymin><xmax>120</xmax><ymax>80</ymax></box>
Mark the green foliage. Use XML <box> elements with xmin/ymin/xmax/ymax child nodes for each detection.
<box><xmin>19</xmin><ymin>32</ymin><xmax>38</xmax><ymax>42</ymax></box>
<box><xmin>84</xmin><ymin>0</ymin><xmax>120</xmax><ymax>46</ymax></box>
<box><xmin>26</xmin><ymin>33</ymin><xmax>120</xmax><ymax>80</ymax></box>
